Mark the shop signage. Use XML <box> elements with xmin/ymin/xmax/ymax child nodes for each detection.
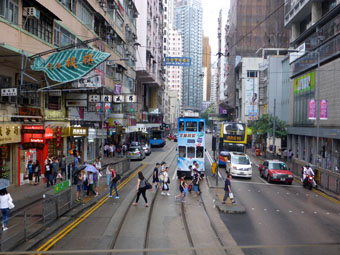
<box><xmin>71</xmin><ymin>127</ymin><xmax>88</xmax><ymax>136</ymax></box>
<box><xmin>164</xmin><ymin>56</ymin><xmax>191</xmax><ymax>66</ymax></box>
<box><xmin>308</xmin><ymin>99</ymin><xmax>316</xmax><ymax>120</ymax></box>
<box><xmin>101</xmin><ymin>95</ymin><xmax>112</xmax><ymax>102</ymax></box>
<box><xmin>21</xmin><ymin>125</ymin><xmax>45</xmax><ymax>134</ymax></box>
<box><xmin>0</xmin><ymin>124</ymin><xmax>21</xmax><ymax>145</ymax></box>
<box><xmin>30</xmin><ymin>138</ymin><xmax>44</xmax><ymax>143</ymax></box>
<box><xmin>22</xmin><ymin>143</ymin><xmax>44</xmax><ymax>150</ymax></box>
<box><xmin>113</xmin><ymin>84</ymin><xmax>122</xmax><ymax>95</ymax></box>
<box><xmin>45</xmin><ymin>109</ymin><xmax>65</xmax><ymax>120</ymax></box>
<box><xmin>126</xmin><ymin>95</ymin><xmax>136</xmax><ymax>103</ymax></box>
<box><xmin>308</xmin><ymin>99</ymin><xmax>328</xmax><ymax>120</ymax></box>
<box><xmin>54</xmin><ymin>180</ymin><xmax>70</xmax><ymax>194</ymax></box>
<box><xmin>1</xmin><ymin>88</ymin><xmax>17</xmax><ymax>96</ymax></box>
<box><xmin>19</xmin><ymin>107</ymin><xmax>42</xmax><ymax>117</ymax></box>
<box><xmin>89</xmin><ymin>95</ymin><xmax>100</xmax><ymax>102</ymax></box>
<box><xmin>44</xmin><ymin>126</ymin><xmax>54</xmax><ymax>139</ymax></box>
<box><xmin>56</xmin><ymin>127</ymin><xmax>62</xmax><ymax>147</ymax></box>
<box><xmin>294</xmin><ymin>71</ymin><xmax>315</xmax><ymax>95</ymax></box>
<box><xmin>113</xmin><ymin>95</ymin><xmax>125</xmax><ymax>103</ymax></box>
<box><xmin>30</xmin><ymin>49</ymin><xmax>110</xmax><ymax>83</ymax></box>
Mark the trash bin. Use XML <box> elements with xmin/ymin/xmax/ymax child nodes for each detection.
<box><xmin>256</xmin><ymin>149</ymin><xmax>261</xmax><ymax>156</ymax></box>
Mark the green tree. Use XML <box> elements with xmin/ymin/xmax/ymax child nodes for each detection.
<box><xmin>249</xmin><ymin>114</ymin><xmax>287</xmax><ymax>144</ymax></box>
<box><xmin>201</xmin><ymin>103</ymin><xmax>216</xmax><ymax>128</ymax></box>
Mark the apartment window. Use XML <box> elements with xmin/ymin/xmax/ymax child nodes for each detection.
<box><xmin>0</xmin><ymin>75</ymin><xmax>12</xmax><ymax>103</ymax></box>
<box><xmin>77</xmin><ymin>0</ymin><xmax>93</xmax><ymax>29</ymax></box>
<box><xmin>247</xmin><ymin>71</ymin><xmax>258</xmax><ymax>78</ymax></box>
<box><xmin>45</xmin><ymin>95</ymin><xmax>61</xmax><ymax>110</ymax></box>
<box><xmin>18</xmin><ymin>83</ymin><xmax>40</xmax><ymax>106</ymax></box>
<box><xmin>0</xmin><ymin>0</ymin><xmax>18</xmax><ymax>24</ymax></box>
<box><xmin>116</xmin><ymin>13</ymin><xmax>124</xmax><ymax>30</ymax></box>
<box><xmin>59</xmin><ymin>0</ymin><xmax>76</xmax><ymax>13</ymax></box>
<box><xmin>54</xmin><ymin>23</ymin><xmax>75</xmax><ymax>47</ymax></box>
<box><xmin>24</xmin><ymin>12</ymin><xmax>53</xmax><ymax>44</ymax></box>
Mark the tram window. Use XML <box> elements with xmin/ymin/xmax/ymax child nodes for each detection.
<box><xmin>179</xmin><ymin>121</ymin><xmax>184</xmax><ymax>131</ymax></box>
<box><xmin>179</xmin><ymin>146</ymin><xmax>186</xmax><ymax>157</ymax></box>
<box><xmin>187</xmin><ymin>147</ymin><xmax>195</xmax><ymax>158</ymax></box>
<box><xmin>196</xmin><ymin>146</ymin><xmax>204</xmax><ymax>158</ymax></box>
<box><xmin>186</xmin><ymin>121</ymin><xmax>197</xmax><ymax>131</ymax></box>
<box><xmin>199</xmin><ymin>121</ymin><xmax>204</xmax><ymax>132</ymax></box>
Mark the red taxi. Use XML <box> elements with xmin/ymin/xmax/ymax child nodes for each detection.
<box><xmin>259</xmin><ymin>160</ymin><xmax>293</xmax><ymax>185</ymax></box>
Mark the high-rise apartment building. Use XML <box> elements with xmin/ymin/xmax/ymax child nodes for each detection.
<box><xmin>225</xmin><ymin>0</ymin><xmax>289</xmax><ymax>117</ymax></box>
<box><xmin>174</xmin><ymin>0</ymin><xmax>203</xmax><ymax>112</ymax></box>
<box><xmin>203</xmin><ymin>36</ymin><xmax>211</xmax><ymax>101</ymax></box>
<box><xmin>210</xmin><ymin>66</ymin><xmax>218</xmax><ymax>103</ymax></box>
<box><xmin>135</xmin><ymin>0</ymin><xmax>164</xmax><ymax>125</ymax></box>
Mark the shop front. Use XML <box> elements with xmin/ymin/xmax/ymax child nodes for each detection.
<box><xmin>20</xmin><ymin>125</ymin><xmax>53</xmax><ymax>185</ymax></box>
<box><xmin>69</xmin><ymin>127</ymin><xmax>88</xmax><ymax>162</ymax></box>
<box><xmin>44</xmin><ymin>122</ymin><xmax>70</xmax><ymax>157</ymax></box>
<box><xmin>85</xmin><ymin>128</ymin><xmax>106</xmax><ymax>161</ymax></box>
<box><xmin>0</xmin><ymin>124</ymin><xmax>21</xmax><ymax>185</ymax></box>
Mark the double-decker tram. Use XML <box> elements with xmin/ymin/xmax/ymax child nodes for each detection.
<box><xmin>177</xmin><ymin>117</ymin><xmax>205</xmax><ymax>178</ymax></box>
<box><xmin>149</xmin><ymin>128</ymin><xmax>166</xmax><ymax>147</ymax></box>
<box><xmin>218</xmin><ymin>122</ymin><xmax>247</xmax><ymax>167</ymax></box>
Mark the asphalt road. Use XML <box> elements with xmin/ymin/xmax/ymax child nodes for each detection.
<box><xmin>204</xmin><ymin>134</ymin><xmax>340</xmax><ymax>255</ymax></box>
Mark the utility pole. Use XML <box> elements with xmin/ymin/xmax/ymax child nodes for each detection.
<box><xmin>273</xmin><ymin>99</ymin><xmax>276</xmax><ymax>157</ymax></box>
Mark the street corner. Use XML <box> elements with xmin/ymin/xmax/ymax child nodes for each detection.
<box><xmin>214</xmin><ymin>189</ymin><xmax>246</xmax><ymax>214</ymax></box>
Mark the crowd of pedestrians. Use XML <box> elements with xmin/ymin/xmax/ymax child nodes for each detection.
<box><xmin>104</xmin><ymin>143</ymin><xmax>128</xmax><ymax>158</ymax></box>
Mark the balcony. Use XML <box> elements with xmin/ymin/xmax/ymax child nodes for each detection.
<box><xmin>284</xmin><ymin>0</ymin><xmax>312</xmax><ymax>27</ymax></box>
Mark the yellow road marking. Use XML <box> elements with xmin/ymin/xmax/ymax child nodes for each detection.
<box><xmin>294</xmin><ymin>177</ymin><xmax>340</xmax><ymax>205</ymax></box>
<box><xmin>37</xmin><ymin>164</ymin><xmax>147</xmax><ymax>252</ymax></box>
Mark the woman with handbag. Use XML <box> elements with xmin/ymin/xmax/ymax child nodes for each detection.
<box><xmin>132</xmin><ymin>172</ymin><xmax>149</xmax><ymax>207</ymax></box>
<box><xmin>222</xmin><ymin>174</ymin><xmax>236</xmax><ymax>204</ymax></box>
<box><xmin>0</xmin><ymin>188</ymin><xmax>14</xmax><ymax>231</ymax></box>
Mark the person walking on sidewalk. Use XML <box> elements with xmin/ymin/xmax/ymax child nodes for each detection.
<box><xmin>175</xmin><ymin>176</ymin><xmax>186</xmax><ymax>202</ymax></box>
<box><xmin>161</xmin><ymin>167</ymin><xmax>170</xmax><ymax>196</ymax></box>
<box><xmin>60</xmin><ymin>155</ymin><xmax>66</xmax><ymax>179</ymax></box>
<box><xmin>106</xmin><ymin>164</ymin><xmax>112</xmax><ymax>187</ymax></box>
<box><xmin>222</xmin><ymin>174</ymin><xmax>236</xmax><ymax>204</ymax></box>
<box><xmin>94</xmin><ymin>158</ymin><xmax>102</xmax><ymax>196</ymax></box>
<box><xmin>109</xmin><ymin>166</ymin><xmax>120</xmax><ymax>199</ymax></box>
<box><xmin>75</xmin><ymin>170</ymin><xmax>84</xmax><ymax>202</ymax></box>
<box><xmin>27</xmin><ymin>160</ymin><xmax>34</xmax><ymax>185</ymax></box>
<box><xmin>52</xmin><ymin>157</ymin><xmax>59</xmax><ymax>185</ymax></box>
<box><xmin>45</xmin><ymin>160</ymin><xmax>53</xmax><ymax>187</ymax></box>
<box><xmin>87</xmin><ymin>172</ymin><xmax>97</xmax><ymax>197</ymax></box>
<box><xmin>132</xmin><ymin>172</ymin><xmax>149</xmax><ymax>207</ymax></box>
<box><xmin>152</xmin><ymin>163</ymin><xmax>160</xmax><ymax>189</ymax></box>
<box><xmin>0</xmin><ymin>188</ymin><xmax>14</xmax><ymax>231</ymax></box>
<box><xmin>34</xmin><ymin>160</ymin><xmax>41</xmax><ymax>185</ymax></box>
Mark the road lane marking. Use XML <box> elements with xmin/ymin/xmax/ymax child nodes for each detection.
<box><xmin>232</xmin><ymin>180</ymin><xmax>301</xmax><ymax>188</ymax></box>
<box><xmin>256</xmin><ymin>175</ymin><xmax>267</xmax><ymax>184</ymax></box>
<box><xmin>37</xmin><ymin>164</ymin><xmax>147</xmax><ymax>253</ymax></box>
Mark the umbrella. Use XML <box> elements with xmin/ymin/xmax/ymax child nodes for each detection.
<box><xmin>85</xmin><ymin>164</ymin><xmax>98</xmax><ymax>173</ymax></box>
<box><xmin>72</xmin><ymin>165</ymin><xmax>86</xmax><ymax>176</ymax></box>
<box><xmin>0</xmin><ymin>178</ymin><xmax>10</xmax><ymax>190</ymax></box>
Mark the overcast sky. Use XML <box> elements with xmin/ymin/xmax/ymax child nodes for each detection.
<box><xmin>202</xmin><ymin>0</ymin><xmax>230</xmax><ymax>64</ymax></box>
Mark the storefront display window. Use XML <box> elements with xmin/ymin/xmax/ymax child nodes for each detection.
<box><xmin>0</xmin><ymin>145</ymin><xmax>11</xmax><ymax>180</ymax></box>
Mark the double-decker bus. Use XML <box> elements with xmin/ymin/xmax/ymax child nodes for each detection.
<box><xmin>218</xmin><ymin>122</ymin><xmax>247</xmax><ymax>167</ymax></box>
<box><xmin>177</xmin><ymin>117</ymin><xmax>205</xmax><ymax>178</ymax></box>
<box><xmin>149</xmin><ymin>128</ymin><xmax>166</xmax><ymax>147</ymax></box>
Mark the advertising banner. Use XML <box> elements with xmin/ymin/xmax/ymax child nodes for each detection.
<box><xmin>308</xmin><ymin>99</ymin><xmax>316</xmax><ymax>120</ymax></box>
<box><xmin>320</xmin><ymin>100</ymin><xmax>328</xmax><ymax>120</ymax></box>
<box><xmin>164</xmin><ymin>57</ymin><xmax>191</xmax><ymax>66</ymax></box>
<box><xmin>245</xmin><ymin>78</ymin><xmax>259</xmax><ymax>120</ymax></box>
<box><xmin>294</xmin><ymin>71</ymin><xmax>315</xmax><ymax>95</ymax></box>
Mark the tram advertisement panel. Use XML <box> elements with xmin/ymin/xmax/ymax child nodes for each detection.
<box><xmin>177</xmin><ymin>132</ymin><xmax>205</xmax><ymax>173</ymax></box>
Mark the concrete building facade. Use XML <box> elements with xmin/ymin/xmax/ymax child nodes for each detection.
<box><xmin>285</xmin><ymin>0</ymin><xmax>340</xmax><ymax>174</ymax></box>
<box><xmin>202</xmin><ymin>36</ymin><xmax>211</xmax><ymax>101</ymax></box>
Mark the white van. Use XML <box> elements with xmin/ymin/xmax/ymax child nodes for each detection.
<box><xmin>227</xmin><ymin>152</ymin><xmax>252</xmax><ymax>178</ymax></box>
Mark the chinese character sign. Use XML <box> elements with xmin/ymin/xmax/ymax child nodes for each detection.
<box><xmin>113</xmin><ymin>84</ymin><xmax>122</xmax><ymax>95</ymax></box>
<box><xmin>164</xmin><ymin>57</ymin><xmax>191</xmax><ymax>66</ymax></box>
<box><xmin>31</xmin><ymin>49</ymin><xmax>110</xmax><ymax>83</ymax></box>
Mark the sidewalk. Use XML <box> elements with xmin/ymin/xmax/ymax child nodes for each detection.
<box><xmin>8</xmin><ymin>156</ymin><xmax>126</xmax><ymax>215</ymax></box>
<box><xmin>246</xmin><ymin>149</ymin><xmax>340</xmax><ymax>201</ymax></box>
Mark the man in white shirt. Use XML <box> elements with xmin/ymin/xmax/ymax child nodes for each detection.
<box><xmin>303</xmin><ymin>165</ymin><xmax>317</xmax><ymax>188</ymax></box>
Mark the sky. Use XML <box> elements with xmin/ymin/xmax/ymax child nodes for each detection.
<box><xmin>201</xmin><ymin>0</ymin><xmax>230</xmax><ymax>64</ymax></box>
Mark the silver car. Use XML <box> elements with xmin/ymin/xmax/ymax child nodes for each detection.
<box><xmin>126</xmin><ymin>146</ymin><xmax>146</xmax><ymax>160</ymax></box>
<box><xmin>142</xmin><ymin>143</ymin><xmax>152</xmax><ymax>156</ymax></box>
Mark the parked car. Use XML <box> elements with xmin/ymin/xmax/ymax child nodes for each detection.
<box><xmin>173</xmin><ymin>135</ymin><xmax>177</xmax><ymax>142</ymax></box>
<box><xmin>126</xmin><ymin>146</ymin><xmax>146</xmax><ymax>160</ymax></box>
<box><xmin>226</xmin><ymin>152</ymin><xmax>252</xmax><ymax>178</ymax></box>
<box><xmin>259</xmin><ymin>160</ymin><xmax>293</xmax><ymax>184</ymax></box>
<box><xmin>142</xmin><ymin>143</ymin><xmax>152</xmax><ymax>156</ymax></box>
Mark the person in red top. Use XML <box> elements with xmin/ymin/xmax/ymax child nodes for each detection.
<box><xmin>109</xmin><ymin>165</ymin><xmax>120</xmax><ymax>199</ymax></box>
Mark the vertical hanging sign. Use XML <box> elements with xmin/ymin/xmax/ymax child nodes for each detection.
<box><xmin>308</xmin><ymin>99</ymin><xmax>316</xmax><ymax>120</ymax></box>
<box><xmin>320</xmin><ymin>100</ymin><xmax>328</xmax><ymax>120</ymax></box>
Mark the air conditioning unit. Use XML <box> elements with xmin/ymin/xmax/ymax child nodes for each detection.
<box><xmin>23</xmin><ymin>7</ymin><xmax>40</xmax><ymax>19</ymax></box>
